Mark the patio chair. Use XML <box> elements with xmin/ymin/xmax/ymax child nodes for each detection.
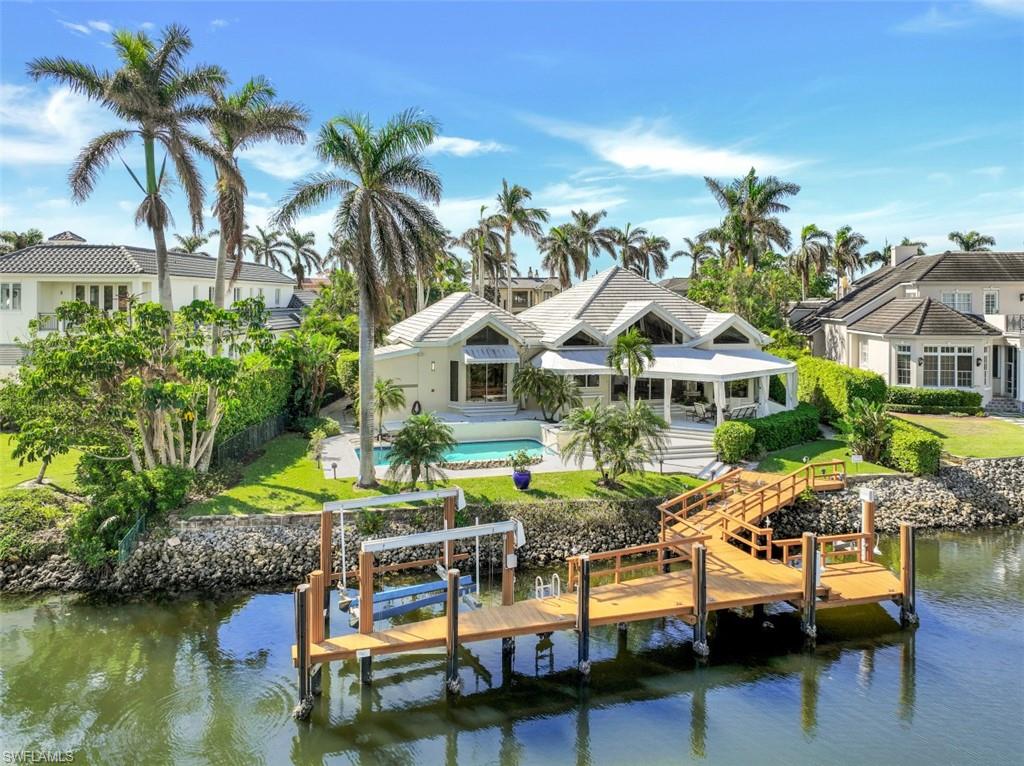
<box><xmin>693</xmin><ymin>402</ymin><xmax>714</xmax><ymax>423</ymax></box>
<box><xmin>727</xmin><ymin>405</ymin><xmax>757</xmax><ymax>420</ymax></box>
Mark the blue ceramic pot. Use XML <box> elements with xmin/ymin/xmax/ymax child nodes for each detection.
<box><xmin>512</xmin><ymin>470</ymin><xmax>532</xmax><ymax>490</ymax></box>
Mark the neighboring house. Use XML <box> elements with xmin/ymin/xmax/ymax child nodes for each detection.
<box><xmin>374</xmin><ymin>266</ymin><xmax>798</xmax><ymax>426</ymax></box>
<box><xmin>657</xmin><ymin>276</ymin><xmax>691</xmax><ymax>297</ymax></box>
<box><xmin>0</xmin><ymin>232</ymin><xmax>297</xmax><ymax>374</ymax></box>
<box><xmin>792</xmin><ymin>245</ymin><xmax>1024</xmax><ymax>411</ymax></box>
<box><xmin>487</xmin><ymin>273</ymin><xmax>562</xmax><ymax>314</ymax></box>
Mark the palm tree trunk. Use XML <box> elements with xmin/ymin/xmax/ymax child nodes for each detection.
<box><xmin>357</xmin><ymin>277</ymin><xmax>378</xmax><ymax>488</ymax></box>
<box><xmin>505</xmin><ymin>227</ymin><xmax>513</xmax><ymax>311</ymax></box>
<box><xmin>801</xmin><ymin>269</ymin><xmax>809</xmax><ymax>300</ymax></box>
<box><xmin>144</xmin><ymin>137</ymin><xmax>174</xmax><ymax>314</ymax></box>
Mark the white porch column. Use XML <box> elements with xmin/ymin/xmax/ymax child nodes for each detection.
<box><xmin>785</xmin><ymin>371</ymin><xmax>798</xmax><ymax>409</ymax></box>
<box><xmin>663</xmin><ymin>379</ymin><xmax>673</xmax><ymax>424</ymax></box>
<box><xmin>757</xmin><ymin>375</ymin><xmax>769</xmax><ymax>416</ymax></box>
<box><xmin>713</xmin><ymin>379</ymin><xmax>727</xmax><ymax>426</ymax></box>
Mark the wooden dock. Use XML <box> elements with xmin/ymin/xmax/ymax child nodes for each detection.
<box><xmin>290</xmin><ymin>461</ymin><xmax>917</xmax><ymax>715</ymax></box>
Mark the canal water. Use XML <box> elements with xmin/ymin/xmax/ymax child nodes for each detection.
<box><xmin>1</xmin><ymin>529</ymin><xmax>1022</xmax><ymax>765</ymax></box>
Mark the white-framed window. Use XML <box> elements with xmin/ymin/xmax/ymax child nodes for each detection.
<box><xmin>232</xmin><ymin>287</ymin><xmax>241</xmax><ymax>303</ymax></box>
<box><xmin>896</xmin><ymin>344</ymin><xmax>912</xmax><ymax>386</ymax></box>
<box><xmin>72</xmin><ymin>283</ymin><xmax>129</xmax><ymax>311</ymax></box>
<box><xmin>923</xmin><ymin>344</ymin><xmax>973</xmax><ymax>388</ymax></box>
<box><xmin>192</xmin><ymin>285</ymin><xmax>199</xmax><ymax>301</ymax></box>
<box><xmin>941</xmin><ymin>291</ymin><xmax>972</xmax><ymax>313</ymax></box>
<box><xmin>208</xmin><ymin>285</ymin><xmax>215</xmax><ymax>301</ymax></box>
<box><xmin>275</xmin><ymin>288</ymin><xmax>281</xmax><ymax>306</ymax></box>
<box><xmin>572</xmin><ymin>374</ymin><xmax>601</xmax><ymax>389</ymax></box>
<box><xmin>860</xmin><ymin>340</ymin><xmax>870</xmax><ymax>368</ymax></box>
<box><xmin>258</xmin><ymin>287</ymin><xmax>265</xmax><ymax>299</ymax></box>
<box><xmin>983</xmin><ymin>346</ymin><xmax>990</xmax><ymax>386</ymax></box>
<box><xmin>0</xmin><ymin>282</ymin><xmax>22</xmax><ymax>311</ymax></box>
<box><xmin>984</xmin><ymin>290</ymin><xmax>999</xmax><ymax>314</ymax></box>
<box><xmin>249</xmin><ymin>286</ymin><xmax>255</xmax><ymax>298</ymax></box>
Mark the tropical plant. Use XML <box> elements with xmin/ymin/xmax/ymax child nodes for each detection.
<box><xmin>567</xmin><ymin>209</ymin><xmax>616</xmax><ymax>280</ymax></box>
<box><xmin>704</xmin><ymin>168</ymin><xmax>799</xmax><ymax>268</ymax></box>
<box><xmin>324</xmin><ymin>230</ymin><xmax>355</xmax><ymax>272</ymax></box>
<box><xmin>829</xmin><ymin>225</ymin><xmax>868</xmax><ymax>293</ymax></box>
<box><xmin>560</xmin><ymin>403</ymin><xmax>613</xmax><ymax>483</ymax></box>
<box><xmin>28</xmin><ymin>24</ymin><xmax>232</xmax><ymax>313</ymax></box>
<box><xmin>372</xmin><ymin>378</ymin><xmax>406</xmax><ymax>439</ymax></box>
<box><xmin>274</xmin><ymin>109</ymin><xmax>445</xmax><ymax>488</ymax></box>
<box><xmin>788</xmin><ymin>224</ymin><xmax>832</xmax><ymax>299</ymax></box>
<box><xmin>511</xmin><ymin>365</ymin><xmax>557</xmax><ymax>421</ymax></box>
<box><xmin>671</xmin><ymin>235</ymin><xmax>714</xmax><ymax>278</ymax></box>
<box><xmin>508</xmin><ymin>448</ymin><xmax>533</xmax><ymax>473</ymax></box>
<box><xmin>948</xmin><ymin>230</ymin><xmax>995</xmax><ymax>252</ymax></box>
<box><xmin>282</xmin><ymin>229</ymin><xmax>322</xmax><ymax>289</ymax></box>
<box><xmin>173</xmin><ymin>233</ymin><xmax>209</xmax><ymax>253</ymax></box>
<box><xmin>611</xmin><ymin>223</ymin><xmax>648</xmax><ymax>275</ymax></box>
<box><xmin>836</xmin><ymin>397</ymin><xmax>892</xmax><ymax>462</ymax></box>
<box><xmin>386</xmin><ymin>413</ymin><xmax>456</xmax><ymax>488</ymax></box>
<box><xmin>207</xmin><ymin>75</ymin><xmax>307</xmax><ymax>311</ymax></box>
<box><xmin>636</xmin><ymin>234</ymin><xmax>671</xmax><ymax>279</ymax></box>
<box><xmin>543</xmin><ymin>374</ymin><xmax>583</xmax><ymax>422</ymax></box>
<box><xmin>490</xmin><ymin>180</ymin><xmax>549</xmax><ymax>310</ymax></box>
<box><xmin>244</xmin><ymin>225</ymin><xmax>289</xmax><ymax>270</ymax></box>
<box><xmin>275</xmin><ymin>328</ymin><xmax>339</xmax><ymax>417</ymax></box>
<box><xmin>0</xmin><ymin>228</ymin><xmax>44</xmax><ymax>254</ymax></box>
<box><xmin>900</xmin><ymin>237</ymin><xmax>927</xmax><ymax>253</ymax></box>
<box><xmin>457</xmin><ymin>206</ymin><xmax>503</xmax><ymax>297</ymax></box>
<box><xmin>607</xmin><ymin>328</ymin><xmax>654</xmax><ymax>405</ymax></box>
<box><xmin>560</xmin><ymin>402</ymin><xmax>665</xmax><ymax>487</ymax></box>
<box><xmin>539</xmin><ymin>225</ymin><xmax>576</xmax><ymax>288</ymax></box>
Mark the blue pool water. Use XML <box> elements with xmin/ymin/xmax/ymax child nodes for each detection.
<box><xmin>359</xmin><ymin>437</ymin><xmax>545</xmax><ymax>466</ymax></box>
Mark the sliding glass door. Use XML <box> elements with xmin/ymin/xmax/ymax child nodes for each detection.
<box><xmin>466</xmin><ymin>363</ymin><xmax>508</xmax><ymax>402</ymax></box>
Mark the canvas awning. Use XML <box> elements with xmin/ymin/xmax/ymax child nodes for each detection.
<box><xmin>531</xmin><ymin>345</ymin><xmax>795</xmax><ymax>382</ymax></box>
<box><xmin>463</xmin><ymin>345</ymin><xmax>519</xmax><ymax>364</ymax></box>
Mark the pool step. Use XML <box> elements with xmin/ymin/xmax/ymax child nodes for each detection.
<box><xmin>449</xmin><ymin>401</ymin><xmax>520</xmax><ymax>419</ymax></box>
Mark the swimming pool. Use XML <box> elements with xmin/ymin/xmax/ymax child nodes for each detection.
<box><xmin>358</xmin><ymin>437</ymin><xmax>546</xmax><ymax>466</ymax></box>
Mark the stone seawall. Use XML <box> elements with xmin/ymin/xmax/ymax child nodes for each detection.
<box><xmin>3</xmin><ymin>457</ymin><xmax>1021</xmax><ymax>595</ymax></box>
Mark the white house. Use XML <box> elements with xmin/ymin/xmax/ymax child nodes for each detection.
<box><xmin>0</xmin><ymin>231</ymin><xmax>299</xmax><ymax>374</ymax></box>
<box><xmin>373</xmin><ymin>266</ymin><xmax>798</xmax><ymax>427</ymax></box>
<box><xmin>792</xmin><ymin>246</ymin><xmax>1024</xmax><ymax>412</ymax></box>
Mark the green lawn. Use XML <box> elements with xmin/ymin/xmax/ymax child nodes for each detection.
<box><xmin>1</xmin><ymin>434</ymin><xmax>80</xmax><ymax>490</ymax></box>
<box><xmin>757</xmin><ymin>439</ymin><xmax>895</xmax><ymax>475</ymax></box>
<box><xmin>895</xmin><ymin>413</ymin><xmax>1024</xmax><ymax>458</ymax></box>
<box><xmin>183</xmin><ymin>432</ymin><xmax>704</xmax><ymax>517</ymax></box>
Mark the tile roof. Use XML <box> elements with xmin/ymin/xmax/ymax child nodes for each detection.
<box><xmin>288</xmin><ymin>289</ymin><xmax>319</xmax><ymax>308</ymax></box>
<box><xmin>848</xmin><ymin>297</ymin><xmax>1002</xmax><ymax>337</ymax></box>
<box><xmin>264</xmin><ymin>308</ymin><xmax>303</xmax><ymax>331</ymax></box>
<box><xmin>387</xmin><ymin>292</ymin><xmax>542</xmax><ymax>344</ymax></box>
<box><xmin>0</xmin><ymin>243</ymin><xmax>295</xmax><ymax>284</ymax></box>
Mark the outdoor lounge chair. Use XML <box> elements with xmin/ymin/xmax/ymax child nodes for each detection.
<box><xmin>726</xmin><ymin>405</ymin><xmax>758</xmax><ymax>420</ymax></box>
<box><xmin>693</xmin><ymin>402</ymin><xmax>714</xmax><ymax>423</ymax></box>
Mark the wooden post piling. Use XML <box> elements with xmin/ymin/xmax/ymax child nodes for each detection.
<box><xmin>860</xmin><ymin>489</ymin><xmax>876</xmax><ymax>563</ymax></box>
<box><xmin>692</xmin><ymin>543</ymin><xmax>709</xmax><ymax>657</ymax></box>
<box><xmin>501</xmin><ymin>531</ymin><xmax>516</xmax><ymax>606</ymax></box>
<box><xmin>308</xmin><ymin>570</ymin><xmax>325</xmax><ymax>645</ymax></box>
<box><xmin>443</xmin><ymin>494</ymin><xmax>457</xmax><ymax>567</ymax></box>
<box><xmin>800</xmin><ymin>532</ymin><xmax>817</xmax><ymax>639</ymax></box>
<box><xmin>319</xmin><ymin>510</ymin><xmax>333</xmax><ymax>629</ymax></box>
<box><xmin>445</xmin><ymin>568</ymin><xmax>461</xmax><ymax>694</ymax></box>
<box><xmin>293</xmin><ymin>584</ymin><xmax>312</xmax><ymax>719</ymax></box>
<box><xmin>576</xmin><ymin>555</ymin><xmax>591</xmax><ymax>675</ymax></box>
<box><xmin>358</xmin><ymin>550</ymin><xmax>374</xmax><ymax>683</ymax></box>
<box><xmin>501</xmin><ymin>636</ymin><xmax>515</xmax><ymax>686</ymax></box>
<box><xmin>899</xmin><ymin>523</ymin><xmax>918</xmax><ymax>626</ymax></box>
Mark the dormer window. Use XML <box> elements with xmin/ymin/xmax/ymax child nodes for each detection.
<box><xmin>563</xmin><ymin>330</ymin><xmax>602</xmax><ymax>347</ymax></box>
<box><xmin>627</xmin><ymin>312</ymin><xmax>680</xmax><ymax>344</ymax></box>
<box><xmin>466</xmin><ymin>325</ymin><xmax>509</xmax><ymax>345</ymax></box>
<box><xmin>714</xmin><ymin>327</ymin><xmax>750</xmax><ymax>344</ymax></box>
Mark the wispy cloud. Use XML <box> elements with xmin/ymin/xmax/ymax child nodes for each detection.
<box><xmin>57</xmin><ymin>19</ymin><xmax>114</xmax><ymax>35</ymax></box>
<box><xmin>892</xmin><ymin>6</ymin><xmax>973</xmax><ymax>34</ymax></box>
<box><xmin>525</xmin><ymin>115</ymin><xmax>802</xmax><ymax>178</ymax></box>
<box><xmin>58</xmin><ymin>20</ymin><xmax>91</xmax><ymax>35</ymax></box>
<box><xmin>239</xmin><ymin>140</ymin><xmax>320</xmax><ymax>180</ymax></box>
<box><xmin>535</xmin><ymin>182</ymin><xmax>628</xmax><ymax>218</ymax></box>
<box><xmin>426</xmin><ymin>136</ymin><xmax>508</xmax><ymax>157</ymax></box>
<box><xmin>926</xmin><ymin>171</ymin><xmax>954</xmax><ymax>185</ymax></box>
<box><xmin>87</xmin><ymin>20</ymin><xmax>113</xmax><ymax>33</ymax></box>
<box><xmin>974</xmin><ymin>0</ymin><xmax>1024</xmax><ymax>18</ymax></box>
<box><xmin>972</xmin><ymin>165</ymin><xmax>1006</xmax><ymax>180</ymax></box>
<box><xmin>434</xmin><ymin>196</ymin><xmax>494</xmax><ymax>235</ymax></box>
<box><xmin>210</xmin><ymin>19</ymin><xmax>230</xmax><ymax>30</ymax></box>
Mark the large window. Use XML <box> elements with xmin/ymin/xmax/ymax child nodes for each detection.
<box><xmin>941</xmin><ymin>291</ymin><xmax>972</xmax><ymax>313</ymax></box>
<box><xmin>984</xmin><ymin>290</ymin><xmax>999</xmax><ymax>314</ymax></box>
<box><xmin>611</xmin><ymin>375</ymin><xmax>664</xmax><ymax>401</ymax></box>
<box><xmin>563</xmin><ymin>331</ymin><xmax>601</xmax><ymax>347</ymax></box>
<box><xmin>466</xmin><ymin>326</ymin><xmax>509</xmax><ymax>345</ymax></box>
<box><xmin>511</xmin><ymin>291</ymin><xmax>530</xmax><ymax>308</ymax></box>
<box><xmin>466</xmin><ymin>363</ymin><xmax>507</xmax><ymax>401</ymax></box>
<box><xmin>923</xmin><ymin>345</ymin><xmax>973</xmax><ymax>388</ymax></box>
<box><xmin>572</xmin><ymin>374</ymin><xmax>600</xmax><ymax>388</ymax></box>
<box><xmin>714</xmin><ymin>327</ymin><xmax>750</xmax><ymax>344</ymax></box>
<box><xmin>74</xmin><ymin>283</ymin><xmax>129</xmax><ymax>311</ymax></box>
<box><xmin>860</xmin><ymin>340</ymin><xmax>869</xmax><ymax>368</ymax></box>
<box><xmin>896</xmin><ymin>344</ymin><xmax>912</xmax><ymax>386</ymax></box>
<box><xmin>626</xmin><ymin>313</ymin><xmax>679</xmax><ymax>344</ymax></box>
<box><xmin>0</xmin><ymin>282</ymin><xmax>22</xmax><ymax>311</ymax></box>
<box><xmin>727</xmin><ymin>379</ymin><xmax>749</xmax><ymax>398</ymax></box>
<box><xmin>449</xmin><ymin>361</ymin><xmax>459</xmax><ymax>402</ymax></box>
<box><xmin>275</xmin><ymin>288</ymin><xmax>282</xmax><ymax>306</ymax></box>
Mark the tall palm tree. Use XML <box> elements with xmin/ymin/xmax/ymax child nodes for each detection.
<box><xmin>282</xmin><ymin>229</ymin><xmax>322</xmax><ymax>289</ymax></box>
<box><xmin>607</xmin><ymin>327</ymin><xmax>654</xmax><ymax>406</ymax></box>
<box><xmin>28</xmin><ymin>24</ymin><xmax>232</xmax><ymax>312</ymax></box>
<box><xmin>567</xmin><ymin>209</ymin><xmax>616</xmax><ymax>281</ymax></box>
<box><xmin>704</xmin><ymin>168</ymin><xmax>799</xmax><ymax>267</ymax></box>
<box><xmin>830</xmin><ymin>225</ymin><xmax>868</xmax><ymax>295</ymax></box>
<box><xmin>490</xmin><ymin>180</ymin><xmax>548</xmax><ymax>310</ymax></box>
<box><xmin>539</xmin><ymin>225</ymin><xmax>576</xmax><ymax>288</ymax></box>
<box><xmin>456</xmin><ymin>206</ymin><xmax>503</xmax><ymax>298</ymax></box>
<box><xmin>243</xmin><ymin>225</ymin><xmax>288</xmax><ymax>270</ymax></box>
<box><xmin>0</xmin><ymin>229</ymin><xmax>43</xmax><ymax>254</ymax></box>
<box><xmin>948</xmin><ymin>230</ymin><xmax>996</xmax><ymax>252</ymax></box>
<box><xmin>324</xmin><ymin>230</ymin><xmax>355</xmax><ymax>273</ymax></box>
<box><xmin>207</xmin><ymin>76</ymin><xmax>307</xmax><ymax>310</ymax></box>
<box><xmin>373</xmin><ymin>378</ymin><xmax>406</xmax><ymax>440</ymax></box>
<box><xmin>612</xmin><ymin>223</ymin><xmax>648</xmax><ymax>275</ymax></box>
<box><xmin>671</xmin><ymin>235</ymin><xmax>713</xmax><ymax>278</ymax></box>
<box><xmin>900</xmin><ymin>237</ymin><xmax>927</xmax><ymax>254</ymax></box>
<box><xmin>274</xmin><ymin>109</ymin><xmax>444</xmax><ymax>488</ymax></box>
<box><xmin>788</xmin><ymin>224</ymin><xmax>832</xmax><ymax>299</ymax></box>
<box><xmin>636</xmin><ymin>234</ymin><xmax>671</xmax><ymax>279</ymax></box>
<box><xmin>699</xmin><ymin>224</ymin><xmax>732</xmax><ymax>265</ymax></box>
<box><xmin>173</xmin><ymin>233</ymin><xmax>209</xmax><ymax>253</ymax></box>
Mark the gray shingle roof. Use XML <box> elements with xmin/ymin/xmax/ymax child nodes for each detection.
<box><xmin>289</xmin><ymin>289</ymin><xmax>319</xmax><ymax>308</ymax></box>
<box><xmin>265</xmin><ymin>308</ymin><xmax>303</xmax><ymax>331</ymax></box>
<box><xmin>388</xmin><ymin>292</ymin><xmax>543</xmax><ymax>344</ymax></box>
<box><xmin>0</xmin><ymin>243</ymin><xmax>294</xmax><ymax>284</ymax></box>
<box><xmin>849</xmin><ymin>297</ymin><xmax>1002</xmax><ymax>337</ymax></box>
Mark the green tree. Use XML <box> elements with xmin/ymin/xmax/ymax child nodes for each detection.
<box><xmin>372</xmin><ymin>378</ymin><xmax>406</xmax><ymax>439</ymax></box>
<box><xmin>837</xmin><ymin>397</ymin><xmax>892</xmax><ymax>462</ymax></box>
<box><xmin>544</xmin><ymin>375</ymin><xmax>583</xmax><ymax>422</ymax></box>
<box><xmin>28</xmin><ymin>25</ymin><xmax>231</xmax><ymax>313</ymax></box>
<box><xmin>704</xmin><ymin>168</ymin><xmax>799</xmax><ymax>268</ymax></box>
<box><xmin>789</xmin><ymin>224</ymin><xmax>832</xmax><ymax>299</ymax></box>
<box><xmin>244</xmin><ymin>226</ymin><xmax>289</xmax><ymax>270</ymax></box>
<box><xmin>386</xmin><ymin>413</ymin><xmax>456</xmax><ymax>488</ymax></box>
<box><xmin>900</xmin><ymin>237</ymin><xmax>927</xmax><ymax>254</ymax></box>
<box><xmin>457</xmin><ymin>206</ymin><xmax>503</xmax><ymax>298</ymax></box>
<box><xmin>560</xmin><ymin>402</ymin><xmax>665</xmax><ymax>487</ymax></box>
<box><xmin>636</xmin><ymin>234</ymin><xmax>671</xmax><ymax>279</ymax></box>
<box><xmin>607</xmin><ymin>328</ymin><xmax>654</xmax><ymax>406</ymax></box>
<box><xmin>567</xmin><ymin>209</ymin><xmax>616</xmax><ymax>281</ymax></box>
<box><xmin>611</xmin><ymin>223</ymin><xmax>648</xmax><ymax>275</ymax></box>
<box><xmin>274</xmin><ymin>109</ymin><xmax>445</xmax><ymax>488</ymax></box>
<box><xmin>671</xmin><ymin>235</ymin><xmax>713</xmax><ymax>278</ymax></box>
<box><xmin>830</xmin><ymin>225</ymin><xmax>868</xmax><ymax>293</ymax></box>
<box><xmin>282</xmin><ymin>228</ymin><xmax>322</xmax><ymax>289</ymax></box>
<box><xmin>539</xmin><ymin>225</ymin><xmax>576</xmax><ymax>288</ymax></box>
<box><xmin>948</xmin><ymin>230</ymin><xmax>996</xmax><ymax>252</ymax></box>
<box><xmin>173</xmin><ymin>233</ymin><xmax>209</xmax><ymax>253</ymax></box>
<box><xmin>490</xmin><ymin>180</ymin><xmax>549</xmax><ymax>310</ymax></box>
<box><xmin>0</xmin><ymin>229</ymin><xmax>44</xmax><ymax>254</ymax></box>
<box><xmin>275</xmin><ymin>328</ymin><xmax>339</xmax><ymax>417</ymax></box>
<box><xmin>512</xmin><ymin>365</ymin><xmax>557</xmax><ymax>421</ymax></box>
<box><xmin>560</xmin><ymin>403</ymin><xmax>613</xmax><ymax>484</ymax></box>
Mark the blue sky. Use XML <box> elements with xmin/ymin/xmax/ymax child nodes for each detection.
<box><xmin>1</xmin><ymin>1</ymin><xmax>1022</xmax><ymax>278</ymax></box>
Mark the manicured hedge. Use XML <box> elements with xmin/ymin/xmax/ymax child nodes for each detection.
<box><xmin>796</xmin><ymin>356</ymin><xmax>887</xmax><ymax>422</ymax></box>
<box><xmin>713</xmin><ymin>421</ymin><xmax>756</xmax><ymax>463</ymax></box>
<box><xmin>887</xmin><ymin>403</ymin><xmax>984</xmax><ymax>416</ymax></box>
<box><xmin>217</xmin><ymin>352</ymin><xmax>292</xmax><ymax>444</ymax></box>
<box><xmin>887</xmin><ymin>387</ymin><xmax>982</xmax><ymax>408</ymax></box>
<box><xmin>336</xmin><ymin>351</ymin><xmax>360</xmax><ymax>398</ymax></box>
<box><xmin>882</xmin><ymin>418</ymin><xmax>941</xmax><ymax>475</ymax></box>
<box><xmin>748</xmin><ymin>403</ymin><xmax>821</xmax><ymax>453</ymax></box>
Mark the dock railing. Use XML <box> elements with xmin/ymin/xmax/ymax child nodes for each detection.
<box><xmin>657</xmin><ymin>467</ymin><xmax>745</xmax><ymax>538</ymax></box>
<box><xmin>773</xmin><ymin>532</ymin><xmax>871</xmax><ymax>565</ymax></box>
<box><xmin>566</xmin><ymin>534</ymin><xmax>711</xmax><ymax>591</ymax></box>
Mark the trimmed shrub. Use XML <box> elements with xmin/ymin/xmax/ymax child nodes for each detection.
<box><xmin>293</xmin><ymin>415</ymin><xmax>341</xmax><ymax>438</ymax></box>
<box><xmin>713</xmin><ymin>421</ymin><xmax>756</xmax><ymax>463</ymax></box>
<box><xmin>749</xmin><ymin>403</ymin><xmax>821</xmax><ymax>453</ymax></box>
<box><xmin>336</xmin><ymin>351</ymin><xmax>360</xmax><ymax>398</ymax></box>
<box><xmin>887</xmin><ymin>403</ymin><xmax>984</xmax><ymax>416</ymax></box>
<box><xmin>217</xmin><ymin>352</ymin><xmax>291</xmax><ymax>444</ymax></box>
<box><xmin>796</xmin><ymin>356</ymin><xmax>887</xmax><ymax>422</ymax></box>
<box><xmin>0</xmin><ymin>487</ymin><xmax>79</xmax><ymax>562</ymax></box>
<box><xmin>883</xmin><ymin>418</ymin><xmax>941</xmax><ymax>475</ymax></box>
<box><xmin>887</xmin><ymin>387</ymin><xmax>982</xmax><ymax>408</ymax></box>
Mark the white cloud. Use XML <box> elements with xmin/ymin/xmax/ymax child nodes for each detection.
<box><xmin>926</xmin><ymin>171</ymin><xmax>953</xmax><ymax>185</ymax></box>
<box><xmin>426</xmin><ymin>136</ymin><xmax>507</xmax><ymax>157</ymax></box>
<box><xmin>239</xmin><ymin>141</ymin><xmax>320</xmax><ymax>180</ymax></box>
<box><xmin>637</xmin><ymin>214</ymin><xmax>722</xmax><ymax>247</ymax></box>
<box><xmin>139</xmin><ymin>21</ymin><xmax>155</xmax><ymax>30</ymax></box>
<box><xmin>972</xmin><ymin>165</ymin><xmax>1006</xmax><ymax>180</ymax></box>
<box><xmin>974</xmin><ymin>0</ymin><xmax>1024</xmax><ymax>17</ymax></box>
<box><xmin>87</xmin><ymin>20</ymin><xmax>113</xmax><ymax>33</ymax></box>
<box><xmin>210</xmin><ymin>19</ymin><xmax>230</xmax><ymax>30</ymax></box>
<box><xmin>434</xmin><ymin>196</ymin><xmax>494</xmax><ymax>235</ymax></box>
<box><xmin>58</xmin><ymin>20</ymin><xmax>91</xmax><ymax>35</ymax></box>
<box><xmin>892</xmin><ymin>6</ymin><xmax>972</xmax><ymax>34</ymax></box>
<box><xmin>526</xmin><ymin>115</ymin><xmax>801</xmax><ymax>178</ymax></box>
<box><xmin>0</xmin><ymin>83</ymin><xmax>126</xmax><ymax>167</ymax></box>
<box><xmin>535</xmin><ymin>182</ymin><xmax>628</xmax><ymax>218</ymax></box>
